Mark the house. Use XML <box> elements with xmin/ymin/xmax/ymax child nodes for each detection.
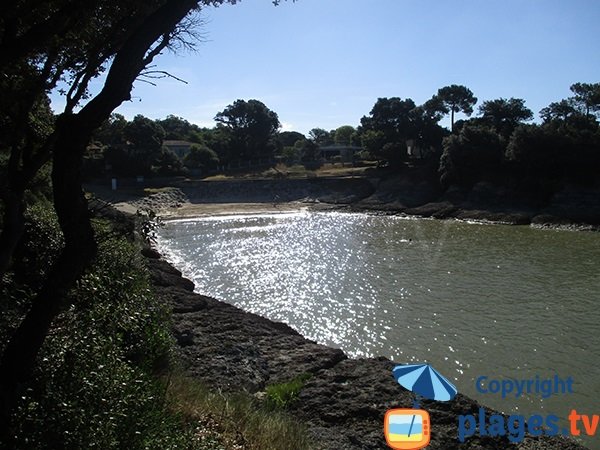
<box><xmin>319</xmin><ymin>144</ymin><xmax>362</xmax><ymax>162</ymax></box>
<box><xmin>163</xmin><ymin>140</ymin><xmax>194</xmax><ymax>159</ymax></box>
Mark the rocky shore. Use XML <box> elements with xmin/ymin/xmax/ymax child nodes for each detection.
<box><xmin>93</xmin><ymin>171</ymin><xmax>600</xmax><ymax>230</ymax></box>
<box><xmin>142</xmin><ymin>246</ymin><xmax>588</xmax><ymax>449</ymax></box>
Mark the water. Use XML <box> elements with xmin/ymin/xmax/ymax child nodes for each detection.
<box><xmin>157</xmin><ymin>210</ymin><xmax>600</xmax><ymax>448</ymax></box>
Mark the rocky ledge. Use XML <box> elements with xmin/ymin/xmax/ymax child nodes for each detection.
<box><xmin>143</xmin><ymin>248</ymin><xmax>588</xmax><ymax>450</ymax></box>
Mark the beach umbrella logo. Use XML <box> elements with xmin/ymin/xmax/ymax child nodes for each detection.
<box><xmin>392</xmin><ymin>363</ymin><xmax>457</xmax><ymax>405</ymax></box>
<box><xmin>385</xmin><ymin>363</ymin><xmax>457</xmax><ymax>449</ymax></box>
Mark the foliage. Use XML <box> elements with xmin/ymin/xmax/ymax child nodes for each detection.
<box><xmin>478</xmin><ymin>97</ymin><xmax>533</xmax><ymax>136</ymax></box>
<box><xmin>277</xmin><ymin>131</ymin><xmax>306</xmax><ymax>147</ymax></box>
<box><xmin>506</xmin><ymin>120</ymin><xmax>600</xmax><ymax>184</ymax></box>
<box><xmin>156</xmin><ymin>114</ymin><xmax>204</xmax><ymax>141</ymax></box>
<box><xmin>569</xmin><ymin>82</ymin><xmax>600</xmax><ymax>117</ymax></box>
<box><xmin>184</xmin><ymin>143</ymin><xmax>220</xmax><ymax>172</ymax></box>
<box><xmin>439</xmin><ymin>124</ymin><xmax>505</xmax><ymax>187</ymax></box>
<box><xmin>295</xmin><ymin>138</ymin><xmax>321</xmax><ymax>163</ymax></box>
<box><xmin>539</xmin><ymin>98</ymin><xmax>580</xmax><ymax>123</ymax></box>
<box><xmin>308</xmin><ymin>128</ymin><xmax>334</xmax><ymax>146</ymax></box>
<box><xmin>265</xmin><ymin>373</ymin><xmax>312</xmax><ymax>409</ymax></box>
<box><xmin>153</xmin><ymin>147</ymin><xmax>186</xmax><ymax>176</ymax></box>
<box><xmin>1</xmin><ymin>204</ymin><xmax>194</xmax><ymax>449</ymax></box>
<box><xmin>214</xmin><ymin>99</ymin><xmax>281</xmax><ymax>161</ymax></box>
<box><xmin>334</xmin><ymin>125</ymin><xmax>356</xmax><ymax>146</ymax></box>
<box><xmin>360</xmin><ymin>129</ymin><xmax>386</xmax><ymax>157</ymax></box>
<box><xmin>431</xmin><ymin>84</ymin><xmax>478</xmax><ymax>131</ymax></box>
<box><xmin>135</xmin><ymin>208</ymin><xmax>164</xmax><ymax>245</ymax></box>
<box><xmin>167</xmin><ymin>375</ymin><xmax>311</xmax><ymax>450</ymax></box>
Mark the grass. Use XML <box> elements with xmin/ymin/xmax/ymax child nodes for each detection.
<box><xmin>202</xmin><ymin>161</ymin><xmax>379</xmax><ymax>182</ymax></box>
<box><xmin>166</xmin><ymin>375</ymin><xmax>312</xmax><ymax>450</ymax></box>
<box><xmin>265</xmin><ymin>373</ymin><xmax>312</xmax><ymax>409</ymax></box>
<box><xmin>1</xmin><ymin>202</ymin><xmax>313</xmax><ymax>449</ymax></box>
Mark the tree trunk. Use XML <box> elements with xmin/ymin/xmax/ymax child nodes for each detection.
<box><xmin>0</xmin><ymin>0</ymin><xmax>203</xmax><ymax>435</ymax></box>
<box><xmin>0</xmin><ymin>190</ymin><xmax>25</xmax><ymax>278</ymax></box>
<box><xmin>0</xmin><ymin>115</ymin><xmax>97</xmax><ymax>440</ymax></box>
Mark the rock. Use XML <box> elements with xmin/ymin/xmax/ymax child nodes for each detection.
<box><xmin>145</xmin><ymin>258</ymin><xmax>195</xmax><ymax>291</ymax></box>
<box><xmin>141</xmin><ymin>246</ymin><xmax>161</xmax><ymax>259</ymax></box>
<box><xmin>143</xmin><ymin>223</ymin><xmax>589</xmax><ymax>450</ymax></box>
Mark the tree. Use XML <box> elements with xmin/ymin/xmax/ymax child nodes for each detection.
<box><xmin>439</xmin><ymin>124</ymin><xmax>504</xmax><ymax>187</ymax></box>
<box><xmin>570</xmin><ymin>82</ymin><xmax>600</xmax><ymax>117</ymax></box>
<box><xmin>360</xmin><ymin>130</ymin><xmax>386</xmax><ymax>158</ymax></box>
<box><xmin>360</xmin><ymin>97</ymin><xmax>416</xmax><ymax>143</ymax></box>
<box><xmin>334</xmin><ymin>125</ymin><xmax>356</xmax><ymax>145</ymax></box>
<box><xmin>359</xmin><ymin>97</ymin><xmax>445</xmax><ymax>163</ymax></box>
<box><xmin>277</xmin><ymin>131</ymin><xmax>305</xmax><ymax>147</ymax></box>
<box><xmin>308</xmin><ymin>128</ymin><xmax>334</xmax><ymax>146</ymax></box>
<box><xmin>183</xmin><ymin>143</ymin><xmax>220</xmax><ymax>171</ymax></box>
<box><xmin>478</xmin><ymin>98</ymin><xmax>533</xmax><ymax>136</ymax></box>
<box><xmin>214</xmin><ymin>99</ymin><xmax>280</xmax><ymax>161</ymax></box>
<box><xmin>94</xmin><ymin>113</ymin><xmax>128</xmax><ymax>147</ymax></box>
<box><xmin>154</xmin><ymin>147</ymin><xmax>186</xmax><ymax>175</ymax></box>
<box><xmin>0</xmin><ymin>0</ymin><xmax>241</xmax><ymax>427</ymax></box>
<box><xmin>432</xmin><ymin>85</ymin><xmax>478</xmax><ymax>132</ymax></box>
<box><xmin>124</xmin><ymin>115</ymin><xmax>166</xmax><ymax>174</ymax></box>
<box><xmin>157</xmin><ymin>114</ymin><xmax>202</xmax><ymax>140</ymax></box>
<box><xmin>539</xmin><ymin>99</ymin><xmax>580</xmax><ymax>123</ymax></box>
<box><xmin>295</xmin><ymin>139</ymin><xmax>320</xmax><ymax>163</ymax></box>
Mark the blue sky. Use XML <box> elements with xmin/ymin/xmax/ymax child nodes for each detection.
<box><xmin>51</xmin><ymin>0</ymin><xmax>600</xmax><ymax>135</ymax></box>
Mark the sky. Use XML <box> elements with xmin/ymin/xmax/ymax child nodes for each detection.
<box><xmin>51</xmin><ymin>0</ymin><xmax>600</xmax><ymax>135</ymax></box>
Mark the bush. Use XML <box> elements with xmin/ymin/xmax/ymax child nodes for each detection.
<box><xmin>1</xmin><ymin>205</ymin><xmax>190</xmax><ymax>449</ymax></box>
<box><xmin>265</xmin><ymin>373</ymin><xmax>311</xmax><ymax>409</ymax></box>
<box><xmin>183</xmin><ymin>144</ymin><xmax>219</xmax><ymax>172</ymax></box>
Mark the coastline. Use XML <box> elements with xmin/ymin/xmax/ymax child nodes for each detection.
<box><xmin>88</xmin><ymin>173</ymin><xmax>600</xmax><ymax>232</ymax></box>
<box><xmin>142</xmin><ymin>238</ymin><xmax>588</xmax><ymax>449</ymax></box>
<box><xmin>87</xmin><ymin>181</ymin><xmax>596</xmax><ymax>447</ymax></box>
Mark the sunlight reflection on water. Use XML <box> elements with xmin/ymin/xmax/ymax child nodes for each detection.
<box><xmin>157</xmin><ymin>210</ymin><xmax>600</xmax><ymax>447</ymax></box>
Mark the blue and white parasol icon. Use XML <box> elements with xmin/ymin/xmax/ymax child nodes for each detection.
<box><xmin>392</xmin><ymin>363</ymin><xmax>457</xmax><ymax>407</ymax></box>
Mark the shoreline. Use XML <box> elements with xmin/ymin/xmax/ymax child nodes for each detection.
<box><xmin>142</xmin><ymin>238</ymin><xmax>588</xmax><ymax>449</ymax></box>
<box><xmin>87</xmin><ymin>174</ymin><xmax>600</xmax><ymax>232</ymax></box>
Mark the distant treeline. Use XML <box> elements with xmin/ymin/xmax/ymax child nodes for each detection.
<box><xmin>88</xmin><ymin>82</ymin><xmax>600</xmax><ymax>192</ymax></box>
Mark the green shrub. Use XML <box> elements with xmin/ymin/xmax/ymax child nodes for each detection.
<box><xmin>265</xmin><ymin>373</ymin><xmax>312</xmax><ymax>409</ymax></box>
<box><xmin>1</xmin><ymin>204</ymin><xmax>189</xmax><ymax>449</ymax></box>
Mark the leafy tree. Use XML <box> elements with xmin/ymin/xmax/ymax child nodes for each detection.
<box><xmin>183</xmin><ymin>143</ymin><xmax>220</xmax><ymax>171</ymax></box>
<box><xmin>478</xmin><ymin>98</ymin><xmax>533</xmax><ymax>136</ymax></box>
<box><xmin>439</xmin><ymin>124</ymin><xmax>504</xmax><ymax>187</ymax></box>
<box><xmin>507</xmin><ymin>120</ymin><xmax>600</xmax><ymax>184</ymax></box>
<box><xmin>125</xmin><ymin>115</ymin><xmax>166</xmax><ymax>151</ymax></box>
<box><xmin>308</xmin><ymin>128</ymin><xmax>334</xmax><ymax>146</ymax></box>
<box><xmin>201</xmin><ymin>126</ymin><xmax>234</xmax><ymax>165</ymax></box>
<box><xmin>382</xmin><ymin>142</ymin><xmax>408</xmax><ymax>166</ymax></box>
<box><xmin>277</xmin><ymin>131</ymin><xmax>306</xmax><ymax>147</ymax></box>
<box><xmin>156</xmin><ymin>114</ymin><xmax>202</xmax><ymax>140</ymax></box>
<box><xmin>153</xmin><ymin>148</ymin><xmax>185</xmax><ymax>175</ymax></box>
<box><xmin>360</xmin><ymin>130</ymin><xmax>386</xmax><ymax>158</ymax></box>
<box><xmin>0</xmin><ymin>0</ymin><xmax>242</xmax><ymax>426</ymax></box>
<box><xmin>539</xmin><ymin>99</ymin><xmax>580</xmax><ymax>123</ymax></box>
<box><xmin>94</xmin><ymin>113</ymin><xmax>128</xmax><ymax>147</ymax></box>
<box><xmin>295</xmin><ymin>139</ymin><xmax>320</xmax><ymax>163</ymax></box>
<box><xmin>432</xmin><ymin>84</ymin><xmax>478</xmax><ymax>131</ymax></box>
<box><xmin>360</xmin><ymin>97</ymin><xmax>416</xmax><ymax>143</ymax></box>
<box><xmin>359</xmin><ymin>97</ymin><xmax>445</xmax><ymax>162</ymax></box>
<box><xmin>214</xmin><ymin>99</ymin><xmax>280</xmax><ymax>160</ymax></box>
<box><xmin>570</xmin><ymin>82</ymin><xmax>600</xmax><ymax>117</ymax></box>
<box><xmin>334</xmin><ymin>125</ymin><xmax>356</xmax><ymax>145</ymax></box>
